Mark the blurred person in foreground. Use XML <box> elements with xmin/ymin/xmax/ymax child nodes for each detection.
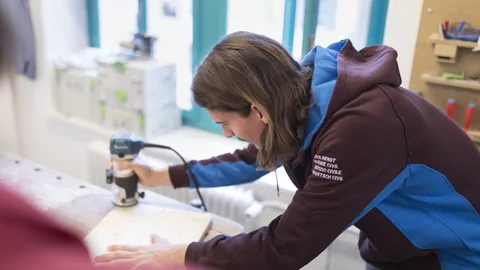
<box><xmin>0</xmin><ymin>3</ymin><xmax>197</xmax><ymax>270</ymax></box>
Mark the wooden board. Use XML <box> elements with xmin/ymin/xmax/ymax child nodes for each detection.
<box><xmin>409</xmin><ymin>0</ymin><xmax>480</xmax><ymax>140</ymax></box>
<box><xmin>83</xmin><ymin>203</ymin><xmax>212</xmax><ymax>258</ymax></box>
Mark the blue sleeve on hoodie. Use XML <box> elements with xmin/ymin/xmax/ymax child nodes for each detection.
<box><xmin>169</xmin><ymin>143</ymin><xmax>274</xmax><ymax>188</ymax></box>
<box><xmin>189</xmin><ymin>160</ymin><xmax>270</xmax><ymax>188</ymax></box>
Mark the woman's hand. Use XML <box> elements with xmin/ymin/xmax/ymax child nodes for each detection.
<box><xmin>109</xmin><ymin>156</ymin><xmax>172</xmax><ymax>187</ymax></box>
<box><xmin>94</xmin><ymin>234</ymin><xmax>188</xmax><ymax>270</ymax></box>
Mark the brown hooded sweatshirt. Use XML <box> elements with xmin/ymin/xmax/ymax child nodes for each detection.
<box><xmin>169</xmin><ymin>39</ymin><xmax>480</xmax><ymax>270</ymax></box>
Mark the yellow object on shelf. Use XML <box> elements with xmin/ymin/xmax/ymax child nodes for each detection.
<box><xmin>466</xmin><ymin>130</ymin><xmax>480</xmax><ymax>143</ymax></box>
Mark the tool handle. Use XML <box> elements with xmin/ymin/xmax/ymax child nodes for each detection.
<box><xmin>463</xmin><ymin>104</ymin><xmax>475</xmax><ymax>131</ymax></box>
<box><xmin>445</xmin><ymin>99</ymin><xmax>456</xmax><ymax>119</ymax></box>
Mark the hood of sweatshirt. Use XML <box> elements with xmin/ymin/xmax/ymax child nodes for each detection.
<box><xmin>299</xmin><ymin>39</ymin><xmax>402</xmax><ymax>150</ymax></box>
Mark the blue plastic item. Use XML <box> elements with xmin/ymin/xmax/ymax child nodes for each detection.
<box><xmin>446</xmin><ymin>21</ymin><xmax>479</xmax><ymax>42</ymax></box>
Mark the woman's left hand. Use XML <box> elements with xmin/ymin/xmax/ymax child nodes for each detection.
<box><xmin>94</xmin><ymin>234</ymin><xmax>188</xmax><ymax>270</ymax></box>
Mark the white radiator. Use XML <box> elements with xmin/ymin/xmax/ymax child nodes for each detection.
<box><xmin>151</xmin><ymin>185</ymin><xmax>260</xmax><ymax>229</ymax></box>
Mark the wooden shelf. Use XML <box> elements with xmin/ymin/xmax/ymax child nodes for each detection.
<box><xmin>429</xmin><ymin>33</ymin><xmax>478</xmax><ymax>49</ymax></box>
<box><xmin>421</xmin><ymin>73</ymin><xmax>480</xmax><ymax>91</ymax></box>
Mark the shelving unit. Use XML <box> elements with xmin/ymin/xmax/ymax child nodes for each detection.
<box><xmin>428</xmin><ymin>33</ymin><xmax>478</xmax><ymax>49</ymax></box>
<box><xmin>421</xmin><ymin>73</ymin><xmax>480</xmax><ymax>91</ymax></box>
<box><xmin>427</xmin><ymin>33</ymin><xmax>479</xmax><ymax>63</ymax></box>
<box><xmin>410</xmin><ymin>0</ymin><xmax>480</xmax><ymax>145</ymax></box>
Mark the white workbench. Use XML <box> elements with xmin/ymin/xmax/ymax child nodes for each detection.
<box><xmin>0</xmin><ymin>151</ymin><xmax>243</xmax><ymax>240</ymax></box>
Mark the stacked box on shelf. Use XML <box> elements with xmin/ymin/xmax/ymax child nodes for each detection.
<box><xmin>95</xmin><ymin>56</ymin><xmax>181</xmax><ymax>138</ymax></box>
<box><xmin>53</xmin><ymin>49</ymin><xmax>101</xmax><ymax>124</ymax></box>
<box><xmin>52</xmin><ymin>48</ymin><xmax>181</xmax><ymax>139</ymax></box>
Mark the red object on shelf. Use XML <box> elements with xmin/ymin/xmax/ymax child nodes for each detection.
<box><xmin>463</xmin><ymin>103</ymin><xmax>475</xmax><ymax>131</ymax></box>
<box><xmin>444</xmin><ymin>20</ymin><xmax>449</xmax><ymax>31</ymax></box>
<box><xmin>445</xmin><ymin>99</ymin><xmax>456</xmax><ymax>119</ymax></box>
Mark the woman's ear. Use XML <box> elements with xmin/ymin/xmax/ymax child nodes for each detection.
<box><xmin>251</xmin><ymin>104</ymin><xmax>269</xmax><ymax>124</ymax></box>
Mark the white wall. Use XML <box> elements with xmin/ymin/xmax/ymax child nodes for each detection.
<box><xmin>0</xmin><ymin>0</ymin><xmax>91</xmax><ymax>180</ymax></box>
<box><xmin>0</xmin><ymin>74</ymin><xmax>20</xmax><ymax>155</ymax></box>
<box><xmin>0</xmin><ymin>0</ymin><xmax>424</xmax><ymax>183</ymax></box>
<box><xmin>383</xmin><ymin>0</ymin><xmax>424</xmax><ymax>88</ymax></box>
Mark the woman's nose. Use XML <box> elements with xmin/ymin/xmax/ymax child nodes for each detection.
<box><xmin>222</xmin><ymin>126</ymin><xmax>234</xmax><ymax>138</ymax></box>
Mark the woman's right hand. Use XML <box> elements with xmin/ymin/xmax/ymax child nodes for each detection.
<box><xmin>109</xmin><ymin>156</ymin><xmax>172</xmax><ymax>187</ymax></box>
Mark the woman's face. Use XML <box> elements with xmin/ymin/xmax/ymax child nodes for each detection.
<box><xmin>208</xmin><ymin>106</ymin><xmax>267</xmax><ymax>148</ymax></box>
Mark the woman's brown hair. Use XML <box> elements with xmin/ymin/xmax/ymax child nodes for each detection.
<box><xmin>192</xmin><ymin>31</ymin><xmax>313</xmax><ymax>171</ymax></box>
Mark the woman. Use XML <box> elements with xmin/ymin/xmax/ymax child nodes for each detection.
<box><xmin>97</xmin><ymin>31</ymin><xmax>480</xmax><ymax>270</ymax></box>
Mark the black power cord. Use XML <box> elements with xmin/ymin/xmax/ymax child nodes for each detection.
<box><xmin>143</xmin><ymin>143</ymin><xmax>208</xmax><ymax>212</ymax></box>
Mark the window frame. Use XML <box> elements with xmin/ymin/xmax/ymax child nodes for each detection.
<box><xmin>282</xmin><ymin>0</ymin><xmax>297</xmax><ymax>54</ymax></box>
<box><xmin>86</xmin><ymin>0</ymin><xmax>389</xmax><ymax>135</ymax></box>
<box><xmin>366</xmin><ymin>0</ymin><xmax>389</xmax><ymax>46</ymax></box>
<box><xmin>86</xmin><ymin>0</ymin><xmax>100</xmax><ymax>47</ymax></box>
<box><xmin>181</xmin><ymin>0</ymin><xmax>227</xmax><ymax>134</ymax></box>
<box><xmin>301</xmin><ymin>0</ymin><xmax>320</xmax><ymax>57</ymax></box>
